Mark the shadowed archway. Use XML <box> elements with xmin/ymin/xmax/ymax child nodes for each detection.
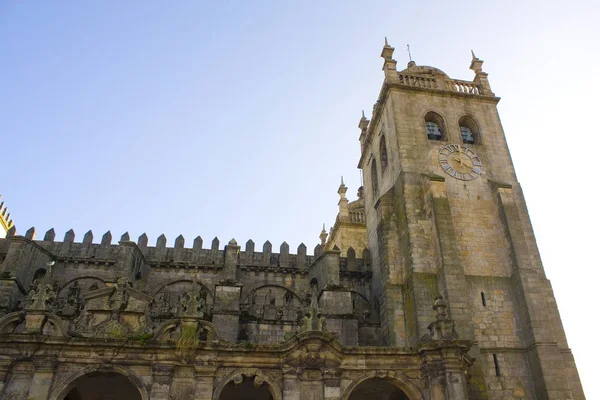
<box><xmin>218</xmin><ymin>376</ymin><xmax>273</xmax><ymax>400</ymax></box>
<box><xmin>62</xmin><ymin>371</ymin><xmax>142</xmax><ymax>400</ymax></box>
<box><xmin>348</xmin><ymin>378</ymin><xmax>410</xmax><ymax>400</ymax></box>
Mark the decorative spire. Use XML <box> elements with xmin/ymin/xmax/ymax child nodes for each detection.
<box><xmin>380</xmin><ymin>37</ymin><xmax>395</xmax><ymax>60</ymax></box>
<box><xmin>469</xmin><ymin>49</ymin><xmax>484</xmax><ymax>73</ymax></box>
<box><xmin>319</xmin><ymin>224</ymin><xmax>328</xmax><ymax>245</ymax></box>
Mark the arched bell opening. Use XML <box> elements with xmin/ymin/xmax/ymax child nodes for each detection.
<box><xmin>218</xmin><ymin>376</ymin><xmax>273</xmax><ymax>400</ymax></box>
<box><xmin>348</xmin><ymin>377</ymin><xmax>411</xmax><ymax>400</ymax></box>
<box><xmin>62</xmin><ymin>371</ymin><xmax>142</xmax><ymax>400</ymax></box>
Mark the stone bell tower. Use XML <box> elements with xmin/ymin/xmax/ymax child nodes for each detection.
<box><xmin>358</xmin><ymin>40</ymin><xmax>585</xmax><ymax>399</ymax></box>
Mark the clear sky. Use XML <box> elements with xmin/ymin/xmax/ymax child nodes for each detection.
<box><xmin>1</xmin><ymin>1</ymin><xmax>598</xmax><ymax>397</ymax></box>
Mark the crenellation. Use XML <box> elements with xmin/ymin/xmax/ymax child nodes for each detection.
<box><xmin>82</xmin><ymin>229</ymin><xmax>93</xmax><ymax>245</ymax></box>
<box><xmin>64</xmin><ymin>228</ymin><xmax>75</xmax><ymax>243</ymax></box>
<box><xmin>43</xmin><ymin>228</ymin><xmax>55</xmax><ymax>242</ymax></box>
<box><xmin>24</xmin><ymin>226</ymin><xmax>35</xmax><ymax>240</ymax></box>
<box><xmin>156</xmin><ymin>233</ymin><xmax>167</xmax><ymax>248</ymax></box>
<box><xmin>120</xmin><ymin>231</ymin><xmax>130</xmax><ymax>242</ymax></box>
<box><xmin>137</xmin><ymin>232</ymin><xmax>148</xmax><ymax>248</ymax></box>
<box><xmin>174</xmin><ymin>234</ymin><xmax>185</xmax><ymax>249</ymax></box>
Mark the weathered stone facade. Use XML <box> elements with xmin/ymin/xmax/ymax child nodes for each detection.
<box><xmin>0</xmin><ymin>40</ymin><xmax>584</xmax><ymax>399</ymax></box>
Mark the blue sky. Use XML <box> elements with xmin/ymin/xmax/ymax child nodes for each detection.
<box><xmin>1</xmin><ymin>1</ymin><xmax>598</xmax><ymax>397</ymax></box>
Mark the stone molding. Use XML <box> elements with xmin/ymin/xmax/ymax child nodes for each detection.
<box><xmin>212</xmin><ymin>368</ymin><xmax>282</xmax><ymax>400</ymax></box>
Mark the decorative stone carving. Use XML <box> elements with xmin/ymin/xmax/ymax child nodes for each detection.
<box><xmin>420</xmin><ymin>296</ymin><xmax>459</xmax><ymax>341</ymax></box>
<box><xmin>109</xmin><ymin>277</ymin><xmax>131</xmax><ymax>311</ymax></box>
<box><xmin>24</xmin><ymin>282</ymin><xmax>56</xmax><ymax>312</ymax></box>
<box><xmin>178</xmin><ymin>287</ymin><xmax>207</xmax><ymax>318</ymax></box>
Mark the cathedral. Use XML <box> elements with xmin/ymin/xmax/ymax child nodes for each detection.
<box><xmin>0</xmin><ymin>41</ymin><xmax>584</xmax><ymax>399</ymax></box>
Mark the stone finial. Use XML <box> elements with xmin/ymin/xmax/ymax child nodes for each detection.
<box><xmin>156</xmin><ymin>234</ymin><xmax>167</xmax><ymax>248</ymax></box>
<box><xmin>319</xmin><ymin>224</ymin><xmax>328</xmax><ymax>246</ymax></box>
<box><xmin>7</xmin><ymin>226</ymin><xmax>16</xmax><ymax>237</ymax></box>
<box><xmin>347</xmin><ymin>247</ymin><xmax>357</xmax><ymax>271</ymax></box>
<box><xmin>25</xmin><ymin>227</ymin><xmax>36</xmax><ymax>240</ymax></box>
<box><xmin>362</xmin><ymin>248</ymin><xmax>371</xmax><ymax>271</ymax></box>
<box><xmin>469</xmin><ymin>50</ymin><xmax>493</xmax><ymax>95</ymax></box>
<box><xmin>175</xmin><ymin>234</ymin><xmax>185</xmax><ymax>249</ymax></box>
<box><xmin>101</xmin><ymin>231</ymin><xmax>112</xmax><ymax>246</ymax></box>
<box><xmin>280</xmin><ymin>241</ymin><xmax>289</xmax><ymax>254</ymax></box>
<box><xmin>338</xmin><ymin>179</ymin><xmax>349</xmax><ymax>221</ymax></box>
<box><xmin>421</xmin><ymin>295</ymin><xmax>459</xmax><ymax>342</ymax></box>
<box><xmin>314</xmin><ymin>244</ymin><xmax>322</xmax><ymax>258</ymax></box>
<box><xmin>245</xmin><ymin>239</ymin><xmax>255</xmax><ymax>263</ymax></box>
<box><xmin>280</xmin><ymin>241</ymin><xmax>289</xmax><ymax>267</ymax></box>
<box><xmin>120</xmin><ymin>232</ymin><xmax>130</xmax><ymax>242</ymax></box>
<box><xmin>211</xmin><ymin>237</ymin><xmax>219</xmax><ymax>251</ymax></box>
<box><xmin>83</xmin><ymin>230</ymin><xmax>94</xmax><ymax>245</ymax></box>
<box><xmin>357</xmin><ymin>186</ymin><xmax>365</xmax><ymax>199</ymax></box>
<box><xmin>44</xmin><ymin>228</ymin><xmax>56</xmax><ymax>242</ymax></box>
<box><xmin>228</xmin><ymin>238</ymin><xmax>237</xmax><ymax>246</ymax></box>
<box><xmin>193</xmin><ymin>236</ymin><xmax>203</xmax><ymax>250</ymax></box>
<box><xmin>138</xmin><ymin>233</ymin><xmax>148</xmax><ymax>248</ymax></box>
<box><xmin>381</xmin><ymin>37</ymin><xmax>395</xmax><ymax>60</ymax></box>
<box><xmin>263</xmin><ymin>240</ymin><xmax>272</xmax><ymax>265</ymax></box>
<box><xmin>469</xmin><ymin>50</ymin><xmax>484</xmax><ymax>73</ymax></box>
<box><xmin>64</xmin><ymin>229</ymin><xmax>75</xmax><ymax>243</ymax></box>
<box><xmin>297</xmin><ymin>243</ymin><xmax>307</xmax><ymax>269</ymax></box>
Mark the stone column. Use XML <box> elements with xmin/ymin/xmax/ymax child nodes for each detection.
<box><xmin>3</xmin><ymin>361</ymin><xmax>34</xmax><ymax>400</ymax></box>
<box><xmin>150</xmin><ymin>365</ymin><xmax>173</xmax><ymax>400</ymax></box>
<box><xmin>169</xmin><ymin>366</ymin><xmax>196</xmax><ymax>400</ymax></box>
<box><xmin>193</xmin><ymin>366</ymin><xmax>216</xmax><ymax>400</ymax></box>
<box><xmin>27</xmin><ymin>360</ymin><xmax>56</xmax><ymax>400</ymax></box>
<box><xmin>283</xmin><ymin>370</ymin><xmax>301</xmax><ymax>400</ymax></box>
<box><xmin>323</xmin><ymin>370</ymin><xmax>341</xmax><ymax>400</ymax></box>
<box><xmin>299</xmin><ymin>370</ymin><xmax>324</xmax><ymax>400</ymax></box>
<box><xmin>0</xmin><ymin>359</ymin><xmax>12</xmax><ymax>397</ymax></box>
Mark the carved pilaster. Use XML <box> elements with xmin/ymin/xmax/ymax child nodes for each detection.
<box><xmin>27</xmin><ymin>360</ymin><xmax>57</xmax><ymax>400</ymax></box>
<box><xmin>193</xmin><ymin>366</ymin><xmax>216</xmax><ymax>400</ymax></box>
<box><xmin>151</xmin><ymin>365</ymin><xmax>174</xmax><ymax>400</ymax></box>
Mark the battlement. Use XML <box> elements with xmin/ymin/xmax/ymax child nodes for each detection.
<box><xmin>4</xmin><ymin>228</ymin><xmax>369</xmax><ymax>270</ymax></box>
<box><xmin>0</xmin><ymin>196</ymin><xmax>15</xmax><ymax>238</ymax></box>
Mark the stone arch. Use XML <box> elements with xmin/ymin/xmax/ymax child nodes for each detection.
<box><xmin>213</xmin><ymin>369</ymin><xmax>282</xmax><ymax>400</ymax></box>
<box><xmin>154</xmin><ymin>318</ymin><xmax>225</xmax><ymax>342</ymax></box>
<box><xmin>48</xmin><ymin>364</ymin><xmax>149</xmax><ymax>400</ymax></box>
<box><xmin>457</xmin><ymin>114</ymin><xmax>481</xmax><ymax>144</ymax></box>
<box><xmin>0</xmin><ymin>311</ymin><xmax>24</xmax><ymax>334</ymax></box>
<box><xmin>0</xmin><ymin>311</ymin><xmax>68</xmax><ymax>336</ymax></box>
<box><xmin>423</xmin><ymin>110</ymin><xmax>447</xmax><ymax>141</ymax></box>
<box><xmin>152</xmin><ymin>279</ymin><xmax>214</xmax><ymax>301</ymax></box>
<box><xmin>59</xmin><ymin>276</ymin><xmax>106</xmax><ymax>293</ymax></box>
<box><xmin>241</xmin><ymin>284</ymin><xmax>302</xmax><ymax>305</ymax></box>
<box><xmin>341</xmin><ymin>370</ymin><xmax>424</xmax><ymax>400</ymax></box>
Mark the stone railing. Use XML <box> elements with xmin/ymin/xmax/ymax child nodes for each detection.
<box><xmin>398</xmin><ymin>74</ymin><xmax>438</xmax><ymax>90</ymax></box>
<box><xmin>450</xmin><ymin>79</ymin><xmax>481</xmax><ymax>95</ymax></box>
<box><xmin>348</xmin><ymin>211</ymin><xmax>366</xmax><ymax>224</ymax></box>
<box><xmin>397</xmin><ymin>74</ymin><xmax>484</xmax><ymax>96</ymax></box>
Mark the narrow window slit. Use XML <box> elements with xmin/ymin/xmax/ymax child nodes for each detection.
<box><xmin>493</xmin><ymin>354</ymin><xmax>500</xmax><ymax>377</ymax></box>
<box><xmin>481</xmin><ymin>291</ymin><xmax>486</xmax><ymax>307</ymax></box>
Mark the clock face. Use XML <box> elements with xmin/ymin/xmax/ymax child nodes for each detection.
<box><xmin>438</xmin><ymin>144</ymin><xmax>482</xmax><ymax>180</ymax></box>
